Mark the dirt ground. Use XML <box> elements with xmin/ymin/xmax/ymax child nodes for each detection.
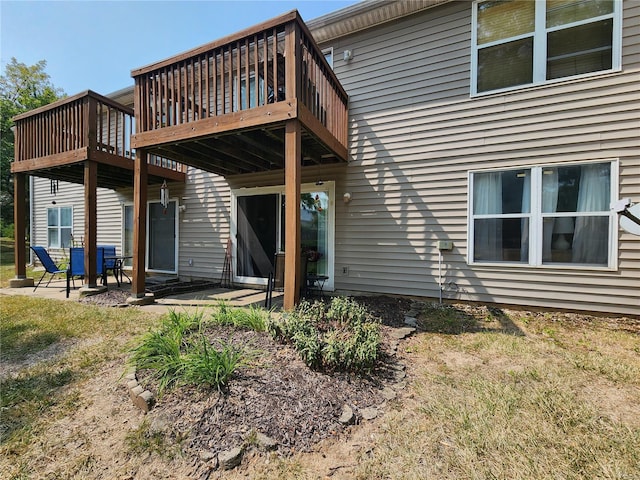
<box><xmin>3</xmin><ymin>294</ymin><xmax>639</xmax><ymax>479</ymax></box>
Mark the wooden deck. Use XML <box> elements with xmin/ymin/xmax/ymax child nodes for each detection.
<box><xmin>11</xmin><ymin>90</ymin><xmax>186</xmax><ymax>188</ymax></box>
<box><xmin>10</xmin><ymin>10</ymin><xmax>348</xmax><ymax>311</ymax></box>
<box><xmin>130</xmin><ymin>10</ymin><xmax>348</xmax><ymax>176</ymax></box>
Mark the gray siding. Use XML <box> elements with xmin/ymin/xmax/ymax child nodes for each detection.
<box><xmin>177</xmin><ymin>168</ymin><xmax>230</xmax><ymax>280</ymax></box>
<box><xmin>31</xmin><ymin>177</ymin><xmax>127</xmax><ymax>263</ymax></box>
<box><xmin>319</xmin><ymin>1</ymin><xmax>639</xmax><ymax>314</ymax></box>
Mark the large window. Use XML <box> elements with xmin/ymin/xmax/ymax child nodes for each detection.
<box><xmin>47</xmin><ymin>206</ymin><xmax>73</xmax><ymax>248</ymax></box>
<box><xmin>472</xmin><ymin>0</ymin><xmax>621</xmax><ymax>94</ymax></box>
<box><xmin>469</xmin><ymin>161</ymin><xmax>617</xmax><ymax>267</ymax></box>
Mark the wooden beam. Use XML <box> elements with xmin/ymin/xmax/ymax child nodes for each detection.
<box><xmin>10</xmin><ymin>148</ymin><xmax>89</xmax><ymax>172</ymax></box>
<box><xmin>132</xmin><ymin>149</ymin><xmax>148</xmax><ymax>298</ymax></box>
<box><xmin>151</xmin><ymin>143</ymin><xmax>243</xmax><ymax>175</ymax></box>
<box><xmin>283</xmin><ymin>119</ymin><xmax>301</xmax><ymax>310</ymax></box>
<box><xmin>84</xmin><ymin>160</ymin><xmax>98</xmax><ymax>287</ymax></box>
<box><xmin>131</xmin><ymin>101</ymin><xmax>296</xmax><ymax>149</ymax></box>
<box><xmin>147</xmin><ymin>163</ymin><xmax>186</xmax><ymax>183</ymax></box>
<box><xmin>285</xmin><ymin>20</ymin><xmax>300</xmax><ymax>100</ymax></box>
<box><xmin>13</xmin><ymin>173</ymin><xmax>27</xmax><ymax>278</ymax></box>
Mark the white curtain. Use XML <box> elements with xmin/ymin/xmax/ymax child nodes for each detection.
<box><xmin>572</xmin><ymin>164</ymin><xmax>610</xmax><ymax>264</ymax></box>
<box><xmin>541</xmin><ymin>169</ymin><xmax>559</xmax><ymax>262</ymax></box>
<box><xmin>520</xmin><ymin>172</ymin><xmax>531</xmax><ymax>262</ymax></box>
<box><xmin>474</xmin><ymin>172</ymin><xmax>503</xmax><ymax>260</ymax></box>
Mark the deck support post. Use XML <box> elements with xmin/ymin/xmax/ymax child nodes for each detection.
<box><xmin>283</xmin><ymin>119</ymin><xmax>302</xmax><ymax>310</ymax></box>
<box><xmin>131</xmin><ymin>148</ymin><xmax>148</xmax><ymax>299</ymax></box>
<box><xmin>9</xmin><ymin>172</ymin><xmax>33</xmax><ymax>288</ymax></box>
<box><xmin>83</xmin><ymin>160</ymin><xmax>98</xmax><ymax>287</ymax></box>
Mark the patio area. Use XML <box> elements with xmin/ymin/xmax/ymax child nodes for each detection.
<box><xmin>0</xmin><ymin>276</ymin><xmax>283</xmax><ymax>314</ymax></box>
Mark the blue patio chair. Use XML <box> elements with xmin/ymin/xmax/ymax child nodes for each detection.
<box><xmin>99</xmin><ymin>245</ymin><xmax>117</xmax><ymax>286</ymax></box>
<box><xmin>30</xmin><ymin>246</ymin><xmax>67</xmax><ymax>292</ymax></box>
<box><xmin>66</xmin><ymin>247</ymin><xmax>105</xmax><ymax>298</ymax></box>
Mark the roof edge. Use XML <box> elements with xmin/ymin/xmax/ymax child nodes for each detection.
<box><xmin>307</xmin><ymin>0</ymin><xmax>452</xmax><ymax>44</ymax></box>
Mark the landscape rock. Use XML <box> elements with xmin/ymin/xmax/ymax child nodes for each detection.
<box><xmin>134</xmin><ymin>390</ymin><xmax>155</xmax><ymax>413</ymax></box>
<box><xmin>381</xmin><ymin>387</ymin><xmax>397</xmax><ymax>401</ymax></box>
<box><xmin>199</xmin><ymin>450</ymin><xmax>216</xmax><ymax>462</ymax></box>
<box><xmin>255</xmin><ymin>432</ymin><xmax>278</xmax><ymax>451</ymax></box>
<box><xmin>129</xmin><ymin>385</ymin><xmax>143</xmax><ymax>402</ymax></box>
<box><xmin>338</xmin><ymin>404</ymin><xmax>355</xmax><ymax>425</ymax></box>
<box><xmin>391</xmin><ymin>327</ymin><xmax>416</xmax><ymax>340</ymax></box>
<box><xmin>218</xmin><ymin>447</ymin><xmax>243</xmax><ymax>470</ymax></box>
<box><xmin>404</xmin><ymin>316</ymin><xmax>418</xmax><ymax>327</ymax></box>
<box><xmin>394</xmin><ymin>370</ymin><xmax>407</xmax><ymax>382</ymax></box>
<box><xmin>361</xmin><ymin>407</ymin><xmax>379</xmax><ymax>420</ymax></box>
<box><xmin>392</xmin><ymin>380</ymin><xmax>408</xmax><ymax>391</ymax></box>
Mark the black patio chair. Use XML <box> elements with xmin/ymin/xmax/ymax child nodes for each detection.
<box><xmin>30</xmin><ymin>246</ymin><xmax>67</xmax><ymax>292</ymax></box>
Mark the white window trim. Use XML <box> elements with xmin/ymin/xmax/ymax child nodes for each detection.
<box><xmin>231</xmin><ymin>182</ymin><xmax>335</xmax><ymax>290</ymax></box>
<box><xmin>122</xmin><ymin>203</ymin><xmax>134</xmax><ymax>269</ymax></box>
<box><xmin>467</xmin><ymin>159</ymin><xmax>619</xmax><ymax>270</ymax></box>
<box><xmin>46</xmin><ymin>205</ymin><xmax>73</xmax><ymax>249</ymax></box>
<box><xmin>471</xmin><ymin>0</ymin><xmax>623</xmax><ymax>96</ymax></box>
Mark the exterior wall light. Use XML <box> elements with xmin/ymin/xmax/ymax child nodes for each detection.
<box><xmin>343</xmin><ymin>192</ymin><xmax>352</xmax><ymax>203</ymax></box>
<box><xmin>343</xmin><ymin>50</ymin><xmax>353</xmax><ymax>62</ymax></box>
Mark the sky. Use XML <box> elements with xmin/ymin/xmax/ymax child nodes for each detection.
<box><xmin>1</xmin><ymin>0</ymin><xmax>359</xmax><ymax>96</ymax></box>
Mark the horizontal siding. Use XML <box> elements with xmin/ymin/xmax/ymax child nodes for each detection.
<box><xmin>177</xmin><ymin>168</ymin><xmax>231</xmax><ymax>280</ymax></box>
<box><xmin>31</xmin><ymin>177</ymin><xmax>127</xmax><ymax>263</ymax></box>
<box><xmin>321</xmin><ymin>0</ymin><xmax>640</xmax><ymax>314</ymax></box>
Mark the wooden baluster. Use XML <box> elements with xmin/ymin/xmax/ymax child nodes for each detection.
<box><xmin>253</xmin><ymin>35</ymin><xmax>259</xmax><ymax>106</ymax></box>
<box><xmin>272</xmin><ymin>28</ymin><xmax>278</xmax><ymax>101</ymax></box>
<box><xmin>205</xmin><ymin>52</ymin><xmax>211</xmax><ymax>118</ymax></box>
<box><xmin>263</xmin><ymin>32</ymin><xmax>268</xmax><ymax>104</ymax></box>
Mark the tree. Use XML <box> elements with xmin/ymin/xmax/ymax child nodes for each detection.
<box><xmin>0</xmin><ymin>58</ymin><xmax>65</xmax><ymax>234</ymax></box>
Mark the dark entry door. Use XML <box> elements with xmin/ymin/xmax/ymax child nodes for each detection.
<box><xmin>236</xmin><ymin>194</ymin><xmax>278</xmax><ymax>278</ymax></box>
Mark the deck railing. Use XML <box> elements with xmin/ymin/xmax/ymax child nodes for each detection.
<box><xmin>12</xmin><ymin>90</ymin><xmax>185</xmax><ymax>173</ymax></box>
<box><xmin>132</xmin><ymin>11</ymin><xmax>348</xmax><ymax>148</ymax></box>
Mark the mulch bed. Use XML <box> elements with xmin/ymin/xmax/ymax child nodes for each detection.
<box><xmin>133</xmin><ymin>295</ymin><xmax>414</xmax><ymax>459</ymax></box>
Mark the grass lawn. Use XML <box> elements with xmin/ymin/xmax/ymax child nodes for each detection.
<box><xmin>0</xmin><ymin>295</ymin><xmax>159</xmax><ymax>478</ymax></box>
<box><xmin>0</xmin><ymin>237</ymin><xmax>38</xmax><ymax>288</ymax></box>
<box><xmin>1</xmin><ymin>236</ymin><xmax>639</xmax><ymax>478</ymax></box>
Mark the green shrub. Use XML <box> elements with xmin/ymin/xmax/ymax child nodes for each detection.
<box><xmin>266</xmin><ymin>296</ymin><xmax>381</xmax><ymax>372</ymax></box>
<box><xmin>1</xmin><ymin>222</ymin><xmax>14</xmax><ymax>239</ymax></box>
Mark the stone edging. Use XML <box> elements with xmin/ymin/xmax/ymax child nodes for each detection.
<box><xmin>124</xmin><ymin>368</ymin><xmax>155</xmax><ymax>413</ymax></box>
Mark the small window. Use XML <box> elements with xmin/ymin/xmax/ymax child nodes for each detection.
<box><xmin>322</xmin><ymin>48</ymin><xmax>333</xmax><ymax>69</ymax></box>
<box><xmin>469</xmin><ymin>161</ymin><xmax>616</xmax><ymax>267</ymax></box>
<box><xmin>472</xmin><ymin>0</ymin><xmax>620</xmax><ymax>95</ymax></box>
<box><xmin>47</xmin><ymin>206</ymin><xmax>73</xmax><ymax>249</ymax></box>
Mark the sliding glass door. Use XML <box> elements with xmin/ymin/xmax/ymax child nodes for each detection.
<box><xmin>233</xmin><ymin>183</ymin><xmax>334</xmax><ymax>289</ymax></box>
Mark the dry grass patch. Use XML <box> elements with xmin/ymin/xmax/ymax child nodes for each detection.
<box><xmin>2</xmin><ymin>297</ymin><xmax>639</xmax><ymax>480</ymax></box>
<box><xmin>350</xmin><ymin>305</ymin><xmax>640</xmax><ymax>480</ymax></box>
<box><xmin>0</xmin><ymin>295</ymin><xmax>158</xmax><ymax>478</ymax></box>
